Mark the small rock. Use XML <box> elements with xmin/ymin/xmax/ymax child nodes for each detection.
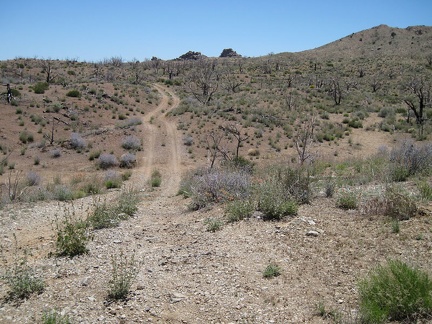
<box><xmin>81</xmin><ymin>277</ymin><xmax>91</xmax><ymax>286</ymax></box>
<box><xmin>252</xmin><ymin>211</ymin><xmax>264</xmax><ymax>219</ymax></box>
<box><xmin>306</xmin><ymin>230</ymin><xmax>320</xmax><ymax>237</ymax></box>
<box><xmin>113</xmin><ymin>240</ymin><xmax>122</xmax><ymax>244</ymax></box>
<box><xmin>300</xmin><ymin>217</ymin><xmax>316</xmax><ymax>225</ymax></box>
<box><xmin>171</xmin><ymin>292</ymin><xmax>187</xmax><ymax>303</ymax></box>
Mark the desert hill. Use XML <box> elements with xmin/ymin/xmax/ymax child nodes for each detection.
<box><xmin>276</xmin><ymin>24</ymin><xmax>432</xmax><ymax>60</ymax></box>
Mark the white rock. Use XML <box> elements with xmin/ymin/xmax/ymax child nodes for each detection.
<box><xmin>306</xmin><ymin>230</ymin><xmax>319</xmax><ymax>237</ymax></box>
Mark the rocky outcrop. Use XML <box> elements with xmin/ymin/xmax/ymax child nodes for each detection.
<box><xmin>177</xmin><ymin>51</ymin><xmax>206</xmax><ymax>60</ymax></box>
<box><xmin>219</xmin><ymin>48</ymin><xmax>241</xmax><ymax>58</ymax></box>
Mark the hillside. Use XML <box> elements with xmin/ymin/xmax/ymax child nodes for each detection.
<box><xmin>298</xmin><ymin>24</ymin><xmax>432</xmax><ymax>58</ymax></box>
<box><xmin>1</xmin><ymin>24</ymin><xmax>432</xmax><ymax>323</ymax></box>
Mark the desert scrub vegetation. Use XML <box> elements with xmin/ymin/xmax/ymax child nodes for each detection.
<box><xmin>121</xmin><ymin>135</ymin><xmax>141</xmax><ymax>151</ymax></box>
<box><xmin>360</xmin><ymin>185</ymin><xmax>418</xmax><ymax>220</ymax></box>
<box><xmin>54</xmin><ymin>206</ymin><xmax>89</xmax><ymax>258</ymax></box>
<box><xmin>41</xmin><ymin>309</ymin><xmax>71</xmax><ymax>324</ymax></box>
<box><xmin>66</xmin><ymin>89</ymin><xmax>81</xmax><ymax>98</ymax></box>
<box><xmin>32</xmin><ymin>82</ymin><xmax>49</xmax><ymax>94</ymax></box>
<box><xmin>116</xmin><ymin>117</ymin><xmax>142</xmax><ymax>129</ymax></box>
<box><xmin>1</xmin><ymin>236</ymin><xmax>45</xmax><ymax>302</ymax></box>
<box><xmin>358</xmin><ymin>259</ymin><xmax>432</xmax><ymax>323</ymax></box>
<box><xmin>150</xmin><ymin>169</ymin><xmax>162</xmax><ymax>187</ymax></box>
<box><xmin>119</xmin><ymin>152</ymin><xmax>136</xmax><ymax>168</ymax></box>
<box><xmin>225</xmin><ymin>199</ymin><xmax>255</xmax><ymax>222</ymax></box>
<box><xmin>263</xmin><ymin>264</ymin><xmax>281</xmax><ymax>279</ymax></box>
<box><xmin>104</xmin><ymin>170</ymin><xmax>123</xmax><ymax>189</ymax></box>
<box><xmin>417</xmin><ymin>180</ymin><xmax>432</xmax><ymax>201</ymax></box>
<box><xmin>87</xmin><ymin>199</ymin><xmax>121</xmax><ymax>229</ymax></box>
<box><xmin>255</xmin><ymin>179</ymin><xmax>298</xmax><ymax>220</ymax></box>
<box><xmin>179</xmin><ymin>163</ymin><xmax>311</xmax><ymax>219</ymax></box>
<box><xmin>179</xmin><ymin>167</ymin><xmax>251</xmax><ymax>210</ymax></box>
<box><xmin>70</xmin><ymin>132</ymin><xmax>86</xmax><ymax>150</ymax></box>
<box><xmin>204</xmin><ymin>218</ymin><xmax>224</xmax><ymax>232</ymax></box>
<box><xmin>87</xmin><ymin>188</ymin><xmax>139</xmax><ymax>229</ymax></box>
<box><xmin>252</xmin><ymin>165</ymin><xmax>312</xmax><ymax>220</ymax></box>
<box><xmin>389</xmin><ymin>140</ymin><xmax>432</xmax><ymax>180</ymax></box>
<box><xmin>98</xmin><ymin>153</ymin><xmax>119</xmax><ymax>169</ymax></box>
<box><xmin>335</xmin><ymin>188</ymin><xmax>359</xmax><ymax>210</ymax></box>
<box><xmin>107</xmin><ymin>251</ymin><xmax>139</xmax><ymax>301</ymax></box>
<box><xmin>19</xmin><ymin>130</ymin><xmax>34</xmax><ymax>144</ymax></box>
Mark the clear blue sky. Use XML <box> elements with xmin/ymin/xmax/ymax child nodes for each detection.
<box><xmin>1</xmin><ymin>0</ymin><xmax>431</xmax><ymax>62</ymax></box>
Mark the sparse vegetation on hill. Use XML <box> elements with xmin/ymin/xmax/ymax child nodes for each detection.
<box><xmin>1</xmin><ymin>24</ymin><xmax>432</xmax><ymax>323</ymax></box>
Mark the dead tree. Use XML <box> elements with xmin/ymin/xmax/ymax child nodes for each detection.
<box><xmin>344</xmin><ymin>78</ymin><xmax>358</xmax><ymax>91</ymax></box>
<box><xmin>151</xmin><ymin>56</ymin><xmax>161</xmax><ymax>75</ymax></box>
<box><xmin>285</xmin><ymin>90</ymin><xmax>298</xmax><ymax>111</ymax></box>
<box><xmin>40</xmin><ymin>59</ymin><xmax>57</xmax><ymax>83</ymax></box>
<box><xmin>220</xmin><ymin>123</ymin><xmax>250</xmax><ymax>159</ymax></box>
<box><xmin>404</xmin><ymin>78</ymin><xmax>431</xmax><ymax>137</ymax></box>
<box><xmin>221</xmin><ymin>65</ymin><xmax>243</xmax><ymax>93</ymax></box>
<box><xmin>186</xmin><ymin>60</ymin><xmax>219</xmax><ymax>106</ymax></box>
<box><xmin>293</xmin><ymin>114</ymin><xmax>317</xmax><ymax>165</ymax></box>
<box><xmin>206</xmin><ymin>130</ymin><xmax>228</xmax><ymax>169</ymax></box>
<box><xmin>130</xmin><ymin>60</ymin><xmax>144</xmax><ymax>84</ymax></box>
<box><xmin>93</xmin><ymin>61</ymin><xmax>103</xmax><ymax>84</ymax></box>
<box><xmin>329</xmin><ymin>78</ymin><xmax>342</xmax><ymax>105</ymax></box>
<box><xmin>286</xmin><ymin>74</ymin><xmax>295</xmax><ymax>88</ymax></box>
<box><xmin>370</xmin><ymin>76</ymin><xmax>383</xmax><ymax>93</ymax></box>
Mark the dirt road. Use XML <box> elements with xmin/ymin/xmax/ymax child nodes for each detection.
<box><xmin>140</xmin><ymin>84</ymin><xmax>182</xmax><ymax>197</ymax></box>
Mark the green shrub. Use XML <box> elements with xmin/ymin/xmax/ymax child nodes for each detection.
<box><xmin>348</xmin><ymin>119</ymin><xmax>363</xmax><ymax>128</ymax></box>
<box><xmin>88</xmin><ymin>150</ymin><xmax>101</xmax><ymax>161</ymax></box>
<box><xmin>107</xmin><ymin>252</ymin><xmax>139</xmax><ymax>301</ymax></box>
<box><xmin>80</xmin><ymin>179</ymin><xmax>103</xmax><ymax>195</ymax></box>
<box><xmin>104</xmin><ymin>170</ymin><xmax>122</xmax><ymax>189</ymax></box>
<box><xmin>51</xmin><ymin>185</ymin><xmax>74</xmax><ymax>201</ymax></box>
<box><xmin>263</xmin><ymin>264</ymin><xmax>281</xmax><ymax>278</ymax></box>
<box><xmin>122</xmin><ymin>170</ymin><xmax>132</xmax><ymax>181</ymax></box>
<box><xmin>336</xmin><ymin>189</ymin><xmax>358</xmax><ymax>210</ymax></box>
<box><xmin>324</xmin><ymin>178</ymin><xmax>336</xmax><ymax>198</ymax></box>
<box><xmin>54</xmin><ymin>209</ymin><xmax>89</xmax><ymax>258</ymax></box>
<box><xmin>389</xmin><ymin>164</ymin><xmax>409</xmax><ymax>182</ymax></box>
<box><xmin>11</xmin><ymin>88</ymin><xmax>21</xmax><ymax>98</ymax></box>
<box><xmin>87</xmin><ymin>200</ymin><xmax>119</xmax><ymax>229</ymax></box>
<box><xmin>116</xmin><ymin>187</ymin><xmax>140</xmax><ymax>217</ymax></box>
<box><xmin>150</xmin><ymin>170</ymin><xmax>162</xmax><ymax>187</ymax></box>
<box><xmin>384</xmin><ymin>186</ymin><xmax>417</xmax><ymax>220</ymax></box>
<box><xmin>391</xmin><ymin>219</ymin><xmax>400</xmax><ymax>233</ymax></box>
<box><xmin>66</xmin><ymin>89</ymin><xmax>81</xmax><ymax>98</ymax></box>
<box><xmin>19</xmin><ymin>131</ymin><xmax>34</xmax><ymax>144</ymax></box>
<box><xmin>2</xmin><ymin>241</ymin><xmax>45</xmax><ymax>301</ymax></box>
<box><xmin>266</xmin><ymin>166</ymin><xmax>311</xmax><ymax>204</ymax></box>
<box><xmin>315</xmin><ymin>302</ymin><xmax>341</xmax><ymax>322</ymax></box>
<box><xmin>42</xmin><ymin>309</ymin><xmax>71</xmax><ymax>324</ymax></box>
<box><xmin>417</xmin><ymin>181</ymin><xmax>432</xmax><ymax>201</ymax></box>
<box><xmin>358</xmin><ymin>259</ymin><xmax>432</xmax><ymax>323</ymax></box>
<box><xmin>256</xmin><ymin>181</ymin><xmax>298</xmax><ymax>220</ymax></box>
<box><xmin>204</xmin><ymin>218</ymin><xmax>223</xmax><ymax>232</ymax></box>
<box><xmin>33</xmin><ymin>82</ymin><xmax>49</xmax><ymax>94</ymax></box>
<box><xmin>225</xmin><ymin>199</ymin><xmax>255</xmax><ymax>222</ymax></box>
